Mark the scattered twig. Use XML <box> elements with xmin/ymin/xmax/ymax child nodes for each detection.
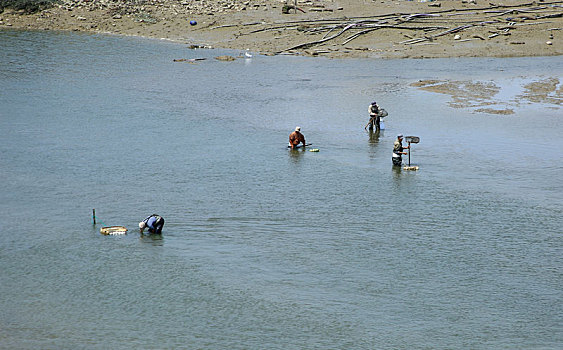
<box><xmin>537</xmin><ymin>13</ymin><xmax>563</xmax><ymax>19</ymax></box>
<box><xmin>400</xmin><ymin>37</ymin><xmax>429</xmax><ymax>45</ymax></box>
<box><xmin>431</xmin><ymin>24</ymin><xmax>474</xmax><ymax>38</ymax></box>
<box><xmin>247</xmin><ymin>25</ymin><xmax>299</xmax><ymax>34</ymax></box>
<box><xmin>412</xmin><ymin>42</ymin><xmax>440</xmax><ymax>46</ymax></box>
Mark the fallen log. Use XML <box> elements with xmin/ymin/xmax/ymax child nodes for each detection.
<box><xmin>279</xmin><ymin>23</ymin><xmax>358</xmax><ymax>52</ymax></box>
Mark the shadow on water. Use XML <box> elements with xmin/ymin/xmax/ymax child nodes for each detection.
<box><xmin>139</xmin><ymin>232</ymin><xmax>164</xmax><ymax>245</ymax></box>
<box><xmin>392</xmin><ymin>164</ymin><xmax>403</xmax><ymax>179</ymax></box>
<box><xmin>367</xmin><ymin>129</ymin><xmax>384</xmax><ymax>160</ymax></box>
<box><xmin>391</xmin><ymin>163</ymin><xmax>413</xmax><ymax>190</ymax></box>
<box><xmin>288</xmin><ymin>148</ymin><xmax>306</xmax><ymax>163</ymax></box>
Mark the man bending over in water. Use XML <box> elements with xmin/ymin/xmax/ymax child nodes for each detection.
<box><xmin>139</xmin><ymin>214</ymin><xmax>165</xmax><ymax>234</ymax></box>
<box><xmin>289</xmin><ymin>126</ymin><xmax>306</xmax><ymax>150</ymax></box>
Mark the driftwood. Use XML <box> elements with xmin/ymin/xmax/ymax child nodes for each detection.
<box><xmin>173</xmin><ymin>58</ymin><xmax>206</xmax><ymax>62</ymax></box>
<box><xmin>281</xmin><ymin>23</ymin><xmax>358</xmax><ymax>52</ymax></box>
<box><xmin>214</xmin><ymin>55</ymin><xmax>236</xmax><ymax>61</ymax></box>
<box><xmin>538</xmin><ymin>13</ymin><xmax>563</xmax><ymax>19</ymax></box>
<box><xmin>210</xmin><ymin>1</ymin><xmax>563</xmax><ymax>54</ymax></box>
<box><xmin>247</xmin><ymin>25</ymin><xmax>300</xmax><ymax>34</ymax></box>
<box><xmin>279</xmin><ymin>16</ymin><xmax>452</xmax><ymax>52</ymax></box>
<box><xmin>342</xmin><ymin>24</ymin><xmax>448</xmax><ymax>45</ymax></box>
<box><xmin>343</xmin><ymin>27</ymin><xmax>380</xmax><ymax>45</ymax></box>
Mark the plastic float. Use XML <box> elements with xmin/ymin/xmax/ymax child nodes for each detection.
<box><xmin>100</xmin><ymin>226</ymin><xmax>128</xmax><ymax>235</ymax></box>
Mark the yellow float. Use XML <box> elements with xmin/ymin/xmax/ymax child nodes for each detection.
<box><xmin>100</xmin><ymin>226</ymin><xmax>128</xmax><ymax>235</ymax></box>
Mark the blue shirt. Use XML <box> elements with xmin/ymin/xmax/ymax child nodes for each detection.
<box><xmin>146</xmin><ymin>216</ymin><xmax>158</xmax><ymax>229</ymax></box>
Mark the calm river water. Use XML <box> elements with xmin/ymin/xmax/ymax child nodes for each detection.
<box><xmin>0</xmin><ymin>30</ymin><xmax>561</xmax><ymax>349</ymax></box>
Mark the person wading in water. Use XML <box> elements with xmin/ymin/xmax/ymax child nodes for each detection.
<box><xmin>367</xmin><ymin>101</ymin><xmax>381</xmax><ymax>130</ymax></box>
<box><xmin>139</xmin><ymin>214</ymin><xmax>165</xmax><ymax>234</ymax></box>
<box><xmin>392</xmin><ymin>134</ymin><xmax>409</xmax><ymax>166</ymax></box>
<box><xmin>289</xmin><ymin>126</ymin><xmax>306</xmax><ymax>150</ymax></box>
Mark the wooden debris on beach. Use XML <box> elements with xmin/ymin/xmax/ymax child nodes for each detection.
<box><xmin>188</xmin><ymin>44</ymin><xmax>213</xmax><ymax>49</ymax></box>
<box><xmin>173</xmin><ymin>58</ymin><xmax>207</xmax><ymax>62</ymax></box>
<box><xmin>214</xmin><ymin>55</ymin><xmax>236</xmax><ymax>61</ymax></box>
<box><xmin>207</xmin><ymin>1</ymin><xmax>563</xmax><ymax>54</ymax></box>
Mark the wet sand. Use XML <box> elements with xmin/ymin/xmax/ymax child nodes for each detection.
<box><xmin>411</xmin><ymin>78</ymin><xmax>562</xmax><ymax>113</ymax></box>
<box><xmin>1</xmin><ymin>0</ymin><xmax>562</xmax><ymax>59</ymax></box>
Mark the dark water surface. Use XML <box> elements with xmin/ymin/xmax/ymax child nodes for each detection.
<box><xmin>1</xmin><ymin>30</ymin><xmax>561</xmax><ymax>349</ymax></box>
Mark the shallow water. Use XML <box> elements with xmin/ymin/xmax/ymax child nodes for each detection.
<box><xmin>0</xmin><ymin>30</ymin><xmax>562</xmax><ymax>349</ymax></box>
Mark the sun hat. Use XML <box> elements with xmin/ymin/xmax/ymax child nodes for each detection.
<box><xmin>295</xmin><ymin>126</ymin><xmax>301</xmax><ymax>131</ymax></box>
<box><xmin>139</xmin><ymin>222</ymin><xmax>146</xmax><ymax>229</ymax></box>
<box><xmin>397</xmin><ymin>134</ymin><xmax>403</xmax><ymax>138</ymax></box>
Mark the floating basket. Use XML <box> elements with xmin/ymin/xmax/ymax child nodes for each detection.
<box><xmin>100</xmin><ymin>226</ymin><xmax>128</xmax><ymax>235</ymax></box>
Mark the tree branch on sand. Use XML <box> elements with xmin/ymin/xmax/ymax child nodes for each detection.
<box><xmin>208</xmin><ymin>1</ymin><xmax>563</xmax><ymax>54</ymax></box>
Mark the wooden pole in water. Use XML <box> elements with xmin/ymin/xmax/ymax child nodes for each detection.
<box><xmin>92</xmin><ymin>209</ymin><xmax>96</xmax><ymax>225</ymax></box>
<box><xmin>408</xmin><ymin>141</ymin><xmax>411</xmax><ymax>166</ymax></box>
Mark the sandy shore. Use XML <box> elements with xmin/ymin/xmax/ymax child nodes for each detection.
<box><xmin>1</xmin><ymin>0</ymin><xmax>562</xmax><ymax>59</ymax></box>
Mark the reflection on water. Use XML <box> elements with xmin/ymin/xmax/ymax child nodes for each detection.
<box><xmin>139</xmin><ymin>233</ymin><xmax>164</xmax><ymax>245</ymax></box>
<box><xmin>288</xmin><ymin>147</ymin><xmax>307</xmax><ymax>164</ymax></box>
<box><xmin>367</xmin><ymin>129</ymin><xmax>381</xmax><ymax>144</ymax></box>
<box><xmin>391</xmin><ymin>164</ymin><xmax>404</xmax><ymax>182</ymax></box>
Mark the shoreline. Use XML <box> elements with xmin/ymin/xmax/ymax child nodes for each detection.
<box><xmin>1</xmin><ymin>0</ymin><xmax>561</xmax><ymax>59</ymax></box>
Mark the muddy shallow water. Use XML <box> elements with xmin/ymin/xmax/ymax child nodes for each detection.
<box><xmin>411</xmin><ymin>77</ymin><xmax>561</xmax><ymax>114</ymax></box>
